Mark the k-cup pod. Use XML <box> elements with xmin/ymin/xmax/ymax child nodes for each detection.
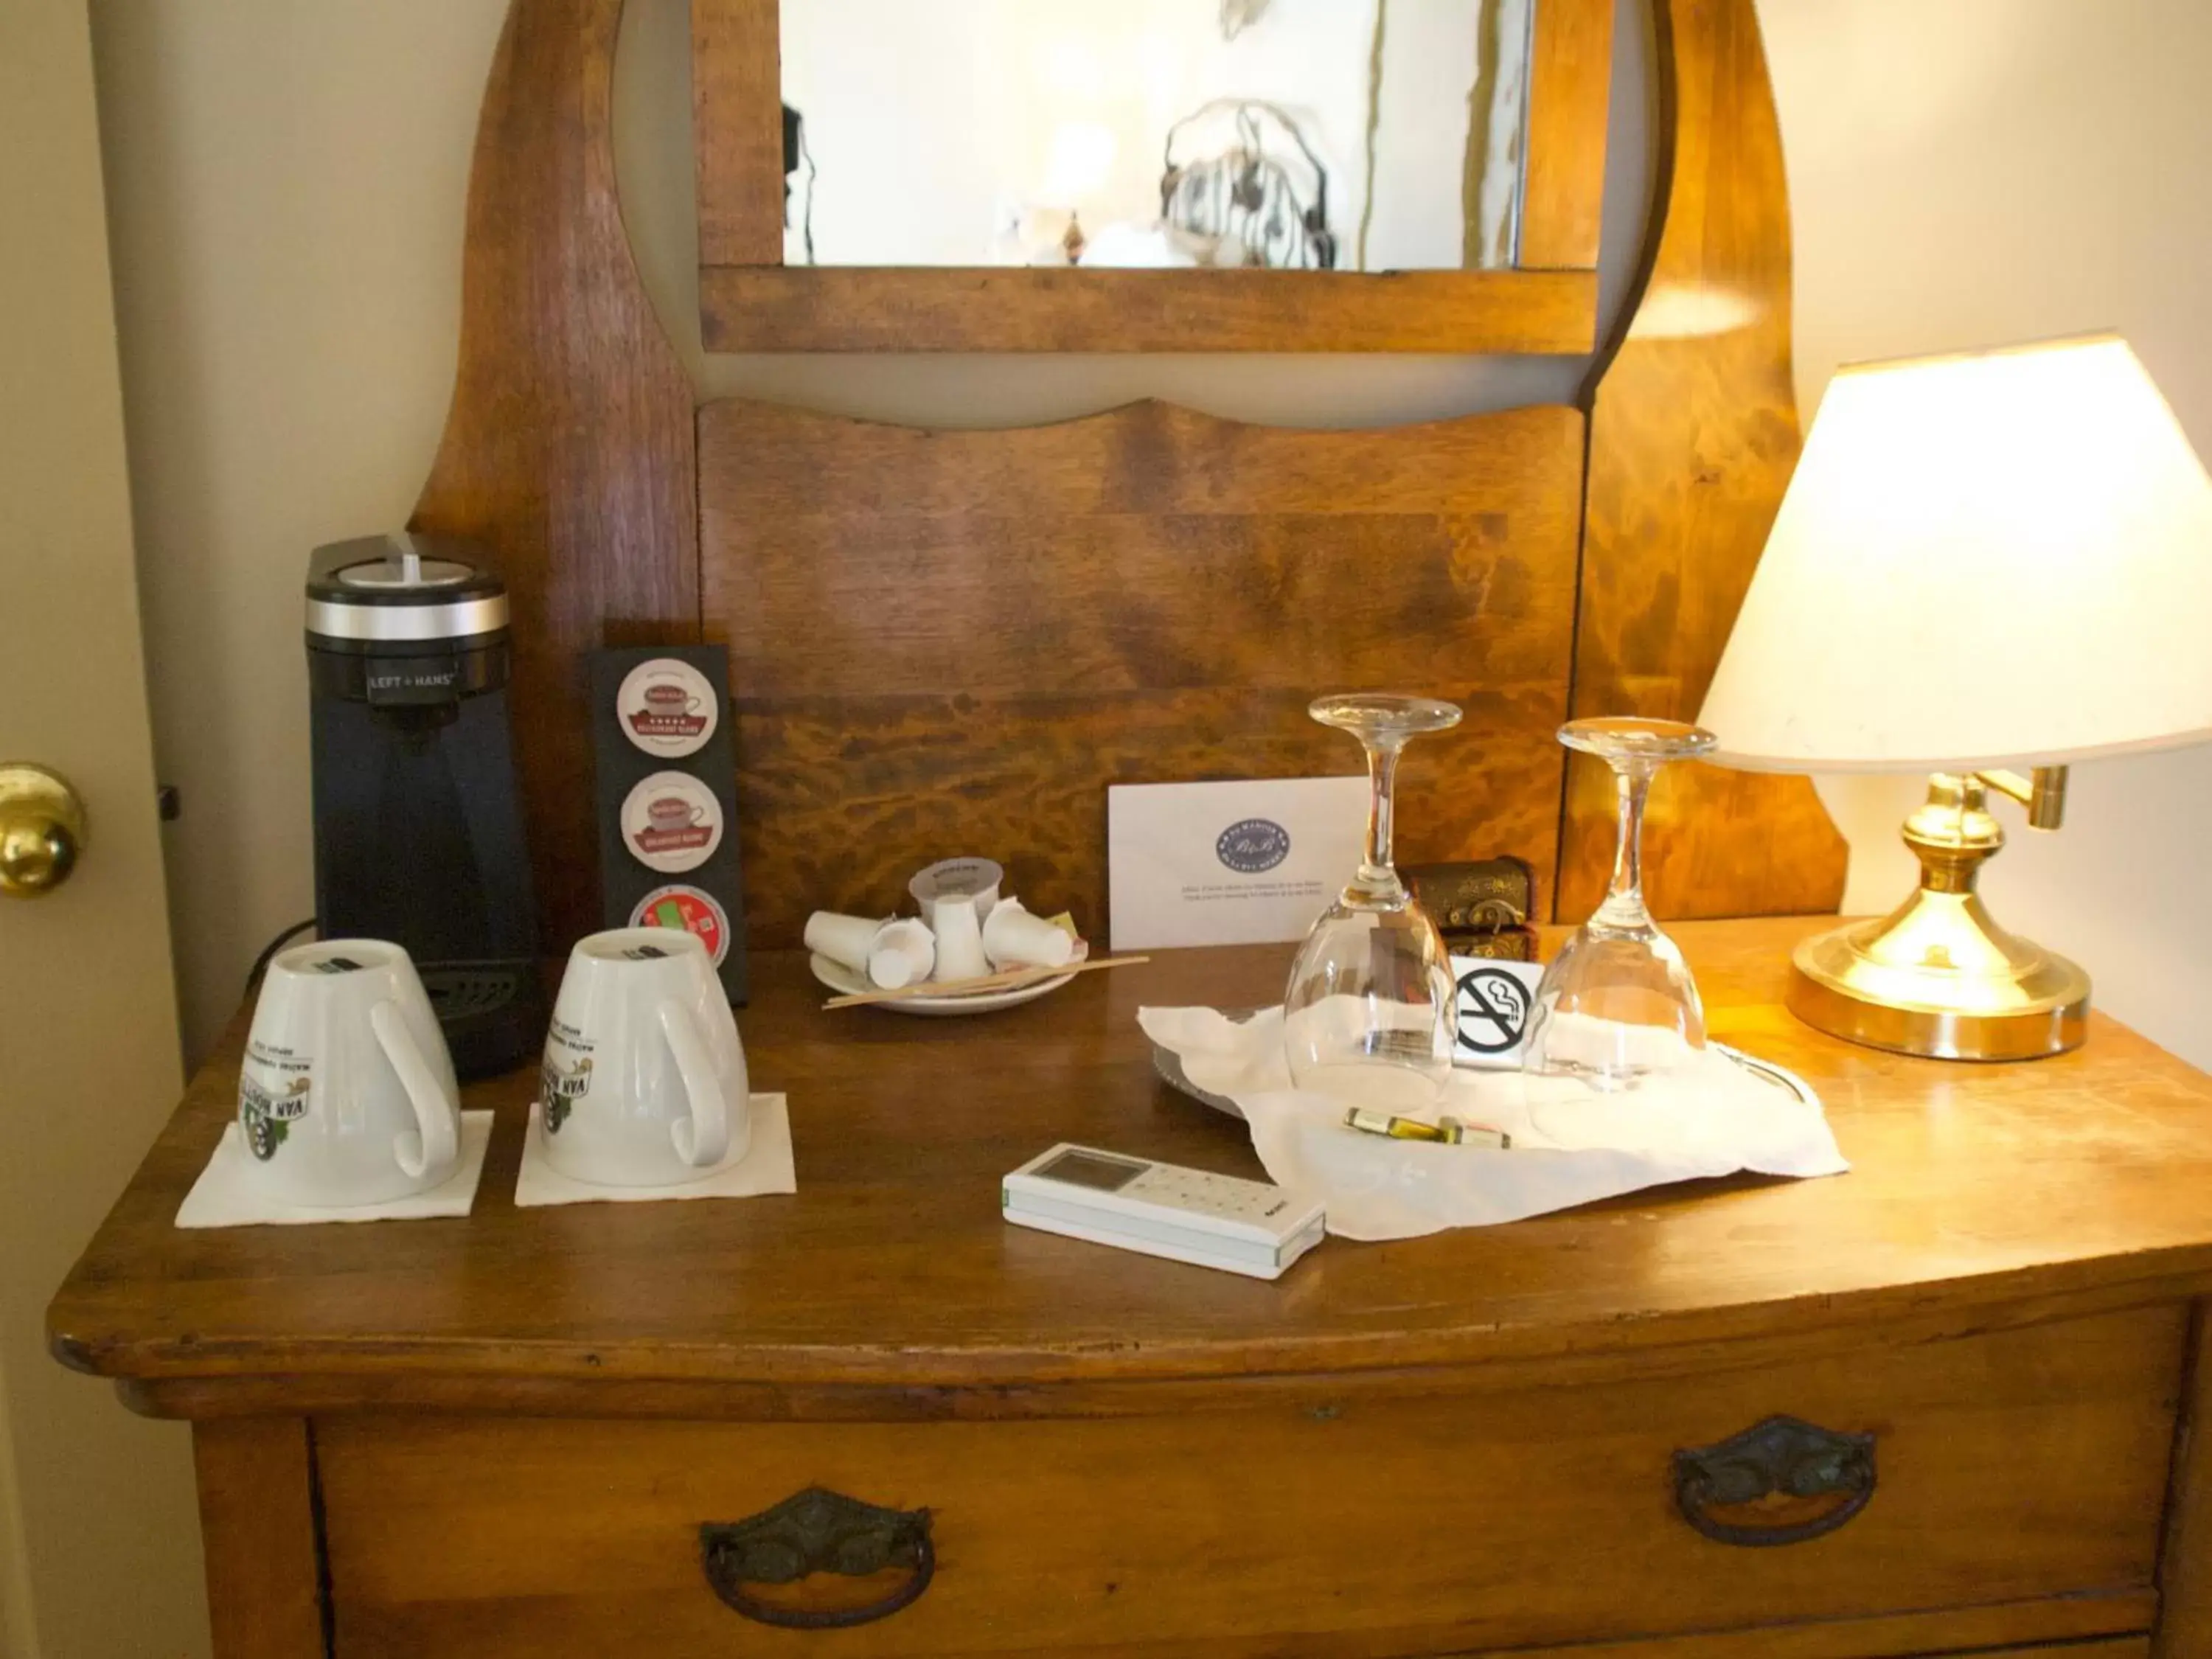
<box><xmin>907</xmin><ymin>857</ymin><xmax>1004</xmax><ymax>931</ymax></box>
<box><xmin>804</xmin><ymin>911</ymin><xmax>883</xmax><ymax>974</ymax></box>
<box><xmin>930</xmin><ymin>894</ymin><xmax>991</xmax><ymax>983</ymax></box>
<box><xmin>622</xmin><ymin>772</ymin><xmax>723</xmax><ymax>875</ymax></box>
<box><xmin>867</xmin><ymin>918</ymin><xmax>936</xmax><ymax>989</ymax></box>
<box><xmin>982</xmin><ymin>900</ymin><xmax>1074</xmax><ymax>970</ymax></box>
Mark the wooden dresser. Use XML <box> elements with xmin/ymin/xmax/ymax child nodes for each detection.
<box><xmin>47</xmin><ymin>918</ymin><xmax>2212</xmax><ymax>1658</ymax></box>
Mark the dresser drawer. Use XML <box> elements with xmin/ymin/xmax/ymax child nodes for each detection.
<box><xmin>318</xmin><ymin>1306</ymin><xmax>2182</xmax><ymax>1658</ymax></box>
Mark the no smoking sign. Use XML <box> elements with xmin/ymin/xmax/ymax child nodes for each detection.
<box><xmin>1453</xmin><ymin>961</ymin><xmax>1542</xmax><ymax>1062</ymax></box>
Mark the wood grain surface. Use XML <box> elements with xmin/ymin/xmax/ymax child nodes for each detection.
<box><xmin>690</xmin><ymin>0</ymin><xmax>781</xmax><ymax>265</ymax></box>
<box><xmin>411</xmin><ymin>0</ymin><xmax>702</xmax><ymax>950</ymax></box>
<box><xmin>1520</xmin><ymin>0</ymin><xmax>1618</xmax><ymax>268</ymax></box>
<box><xmin>1563</xmin><ymin>0</ymin><xmax>1848</xmax><ymax>922</ymax></box>
<box><xmin>699</xmin><ymin>265</ymin><xmax>1601</xmax><ymax>354</ymax></box>
<box><xmin>1441</xmin><ymin>1616</ymin><xmax>2154</xmax><ymax>1659</ymax></box>
<box><xmin>2157</xmin><ymin>1307</ymin><xmax>2212</xmax><ymax>1658</ymax></box>
<box><xmin>46</xmin><ymin>919</ymin><xmax>2212</xmax><ymax>1405</ymax></box>
<box><xmin>699</xmin><ymin>398</ymin><xmax>1587</xmax><ymax>946</ymax></box>
<box><xmin>316</xmin><ymin>1307</ymin><xmax>2174</xmax><ymax>1658</ymax></box>
<box><xmin>194</xmin><ymin>1418</ymin><xmax>324</xmax><ymax>1659</ymax></box>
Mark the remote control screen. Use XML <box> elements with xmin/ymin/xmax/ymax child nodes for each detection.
<box><xmin>1036</xmin><ymin>1149</ymin><xmax>1147</xmax><ymax>1192</ymax></box>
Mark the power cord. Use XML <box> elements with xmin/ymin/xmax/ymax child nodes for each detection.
<box><xmin>244</xmin><ymin>918</ymin><xmax>319</xmax><ymax>992</ymax></box>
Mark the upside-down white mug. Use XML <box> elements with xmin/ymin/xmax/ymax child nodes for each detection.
<box><xmin>539</xmin><ymin>928</ymin><xmax>751</xmax><ymax>1186</ymax></box>
<box><xmin>237</xmin><ymin>939</ymin><xmax>462</xmax><ymax>1206</ymax></box>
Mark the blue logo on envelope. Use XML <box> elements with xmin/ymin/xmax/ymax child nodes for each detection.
<box><xmin>1216</xmin><ymin>818</ymin><xmax>1292</xmax><ymax>874</ymax></box>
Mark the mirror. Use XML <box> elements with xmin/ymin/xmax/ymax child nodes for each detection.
<box><xmin>779</xmin><ymin>0</ymin><xmax>1536</xmax><ymax>271</ymax></box>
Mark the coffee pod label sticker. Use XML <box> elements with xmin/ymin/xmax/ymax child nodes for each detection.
<box><xmin>621</xmin><ymin>771</ymin><xmax>723</xmax><ymax>874</ymax></box>
<box><xmin>616</xmin><ymin>658</ymin><xmax>719</xmax><ymax>757</ymax></box>
<box><xmin>632</xmin><ymin>884</ymin><xmax>732</xmax><ymax>966</ymax></box>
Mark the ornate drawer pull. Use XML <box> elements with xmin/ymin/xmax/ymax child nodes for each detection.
<box><xmin>1672</xmin><ymin>1415</ymin><xmax>1877</xmax><ymax>1547</ymax></box>
<box><xmin>700</xmin><ymin>1486</ymin><xmax>935</xmax><ymax>1630</ymax></box>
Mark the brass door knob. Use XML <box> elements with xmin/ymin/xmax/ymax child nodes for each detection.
<box><xmin>0</xmin><ymin>763</ymin><xmax>90</xmax><ymax>899</ymax></box>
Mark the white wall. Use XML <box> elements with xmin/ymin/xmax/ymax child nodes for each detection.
<box><xmin>92</xmin><ymin>0</ymin><xmax>2212</xmax><ymax>1072</ymax></box>
<box><xmin>1760</xmin><ymin>0</ymin><xmax>2212</xmax><ymax>1068</ymax></box>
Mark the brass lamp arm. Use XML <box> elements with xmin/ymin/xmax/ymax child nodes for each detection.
<box><xmin>1975</xmin><ymin>765</ymin><xmax>2069</xmax><ymax>831</ymax></box>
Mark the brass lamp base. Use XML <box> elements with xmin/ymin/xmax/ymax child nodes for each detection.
<box><xmin>1787</xmin><ymin>773</ymin><xmax>2089</xmax><ymax>1061</ymax></box>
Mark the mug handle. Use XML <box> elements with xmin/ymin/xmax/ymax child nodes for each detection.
<box><xmin>659</xmin><ymin>999</ymin><xmax>730</xmax><ymax>1168</ymax></box>
<box><xmin>371</xmin><ymin>1001</ymin><xmax>459</xmax><ymax>1183</ymax></box>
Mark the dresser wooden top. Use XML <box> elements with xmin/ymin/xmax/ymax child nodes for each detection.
<box><xmin>47</xmin><ymin>918</ymin><xmax>2212</xmax><ymax>1405</ymax></box>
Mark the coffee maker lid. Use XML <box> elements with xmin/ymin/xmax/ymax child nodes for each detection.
<box><xmin>306</xmin><ymin>532</ymin><xmax>510</xmax><ymax>644</ymax></box>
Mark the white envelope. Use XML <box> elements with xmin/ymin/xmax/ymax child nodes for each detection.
<box><xmin>1107</xmin><ymin>777</ymin><xmax>1366</xmax><ymax>950</ymax></box>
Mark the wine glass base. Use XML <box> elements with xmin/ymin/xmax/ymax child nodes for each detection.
<box><xmin>1310</xmin><ymin>693</ymin><xmax>1464</xmax><ymax>739</ymax></box>
<box><xmin>1558</xmin><ymin>716</ymin><xmax>1717</xmax><ymax>765</ymax></box>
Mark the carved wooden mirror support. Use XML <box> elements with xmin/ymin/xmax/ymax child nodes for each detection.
<box><xmin>412</xmin><ymin>0</ymin><xmax>1843</xmax><ymax>953</ymax></box>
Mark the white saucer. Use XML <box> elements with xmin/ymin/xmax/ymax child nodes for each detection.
<box><xmin>810</xmin><ymin>946</ymin><xmax>1084</xmax><ymax>1016</ymax></box>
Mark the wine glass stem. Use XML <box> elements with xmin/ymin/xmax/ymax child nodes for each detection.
<box><xmin>1596</xmin><ymin>761</ymin><xmax>1655</xmax><ymax>929</ymax></box>
<box><xmin>1350</xmin><ymin>740</ymin><xmax>1405</xmax><ymax>904</ymax></box>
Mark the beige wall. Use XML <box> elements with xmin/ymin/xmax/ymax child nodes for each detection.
<box><xmin>94</xmin><ymin>0</ymin><xmax>2211</xmax><ymax>1069</ymax></box>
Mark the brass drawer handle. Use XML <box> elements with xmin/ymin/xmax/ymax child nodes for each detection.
<box><xmin>1672</xmin><ymin>1415</ymin><xmax>1877</xmax><ymax>1547</ymax></box>
<box><xmin>700</xmin><ymin>1486</ymin><xmax>935</xmax><ymax>1630</ymax></box>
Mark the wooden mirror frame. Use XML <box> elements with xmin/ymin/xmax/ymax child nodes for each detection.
<box><xmin>692</xmin><ymin>0</ymin><xmax>1615</xmax><ymax>352</ymax></box>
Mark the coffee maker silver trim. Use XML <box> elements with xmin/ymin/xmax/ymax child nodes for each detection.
<box><xmin>305</xmin><ymin>592</ymin><xmax>510</xmax><ymax>643</ymax></box>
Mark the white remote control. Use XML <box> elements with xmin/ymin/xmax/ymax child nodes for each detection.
<box><xmin>1001</xmin><ymin>1144</ymin><xmax>1326</xmax><ymax>1281</ymax></box>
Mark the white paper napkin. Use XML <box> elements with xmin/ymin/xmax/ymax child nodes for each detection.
<box><xmin>1138</xmin><ymin>1006</ymin><xmax>1848</xmax><ymax>1241</ymax></box>
<box><xmin>175</xmin><ymin>1110</ymin><xmax>495</xmax><ymax>1228</ymax></box>
<box><xmin>513</xmin><ymin>1095</ymin><xmax>796</xmax><ymax>1206</ymax></box>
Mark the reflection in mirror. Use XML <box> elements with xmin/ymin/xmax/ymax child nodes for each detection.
<box><xmin>779</xmin><ymin>0</ymin><xmax>1535</xmax><ymax>271</ymax></box>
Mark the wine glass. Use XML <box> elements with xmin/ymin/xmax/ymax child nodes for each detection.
<box><xmin>1523</xmin><ymin>717</ymin><xmax>1717</xmax><ymax>1091</ymax></box>
<box><xmin>1283</xmin><ymin>693</ymin><xmax>1463</xmax><ymax>1111</ymax></box>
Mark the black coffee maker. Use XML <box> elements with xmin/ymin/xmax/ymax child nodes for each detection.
<box><xmin>306</xmin><ymin>533</ymin><xmax>543</xmax><ymax>1078</ymax></box>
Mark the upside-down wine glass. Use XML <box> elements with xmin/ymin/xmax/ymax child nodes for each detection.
<box><xmin>1283</xmin><ymin>693</ymin><xmax>1463</xmax><ymax>1112</ymax></box>
<box><xmin>1523</xmin><ymin>717</ymin><xmax>1718</xmax><ymax>1091</ymax></box>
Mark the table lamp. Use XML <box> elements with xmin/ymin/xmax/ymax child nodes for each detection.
<box><xmin>1697</xmin><ymin>334</ymin><xmax>2212</xmax><ymax>1060</ymax></box>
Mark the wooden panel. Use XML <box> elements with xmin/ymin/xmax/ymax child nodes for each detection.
<box><xmin>699</xmin><ymin>398</ymin><xmax>1587</xmax><ymax>946</ymax></box>
<box><xmin>700</xmin><ymin>265</ymin><xmax>1601</xmax><ymax>354</ymax></box>
<box><xmin>319</xmin><ymin>1309</ymin><xmax>2177</xmax><ymax>1658</ymax></box>
<box><xmin>2157</xmin><ymin>1303</ymin><xmax>2212</xmax><ymax>1658</ymax></box>
<box><xmin>47</xmin><ymin>921</ymin><xmax>2212</xmax><ymax>1401</ymax></box>
<box><xmin>411</xmin><ymin>0</ymin><xmax>700</xmax><ymax>950</ymax></box>
<box><xmin>1563</xmin><ymin>0</ymin><xmax>1848</xmax><ymax>922</ymax></box>
<box><xmin>195</xmin><ymin>1418</ymin><xmax>324</xmax><ymax>1659</ymax></box>
<box><xmin>692</xmin><ymin>0</ymin><xmax>782</xmax><ymax>265</ymax></box>
<box><xmin>1520</xmin><ymin>0</ymin><xmax>1618</xmax><ymax>268</ymax></box>
<box><xmin>1454</xmin><ymin>1614</ymin><xmax>2154</xmax><ymax>1659</ymax></box>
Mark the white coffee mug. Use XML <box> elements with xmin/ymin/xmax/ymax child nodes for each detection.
<box><xmin>539</xmin><ymin>928</ymin><xmax>750</xmax><ymax>1186</ymax></box>
<box><xmin>238</xmin><ymin>939</ymin><xmax>462</xmax><ymax>1206</ymax></box>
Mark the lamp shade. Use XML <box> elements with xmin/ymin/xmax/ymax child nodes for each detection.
<box><xmin>1698</xmin><ymin>334</ymin><xmax>2212</xmax><ymax>772</ymax></box>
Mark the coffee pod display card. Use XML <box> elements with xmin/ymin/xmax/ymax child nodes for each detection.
<box><xmin>1107</xmin><ymin>777</ymin><xmax>1368</xmax><ymax>950</ymax></box>
<box><xmin>589</xmin><ymin>647</ymin><xmax>748</xmax><ymax>1003</ymax></box>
